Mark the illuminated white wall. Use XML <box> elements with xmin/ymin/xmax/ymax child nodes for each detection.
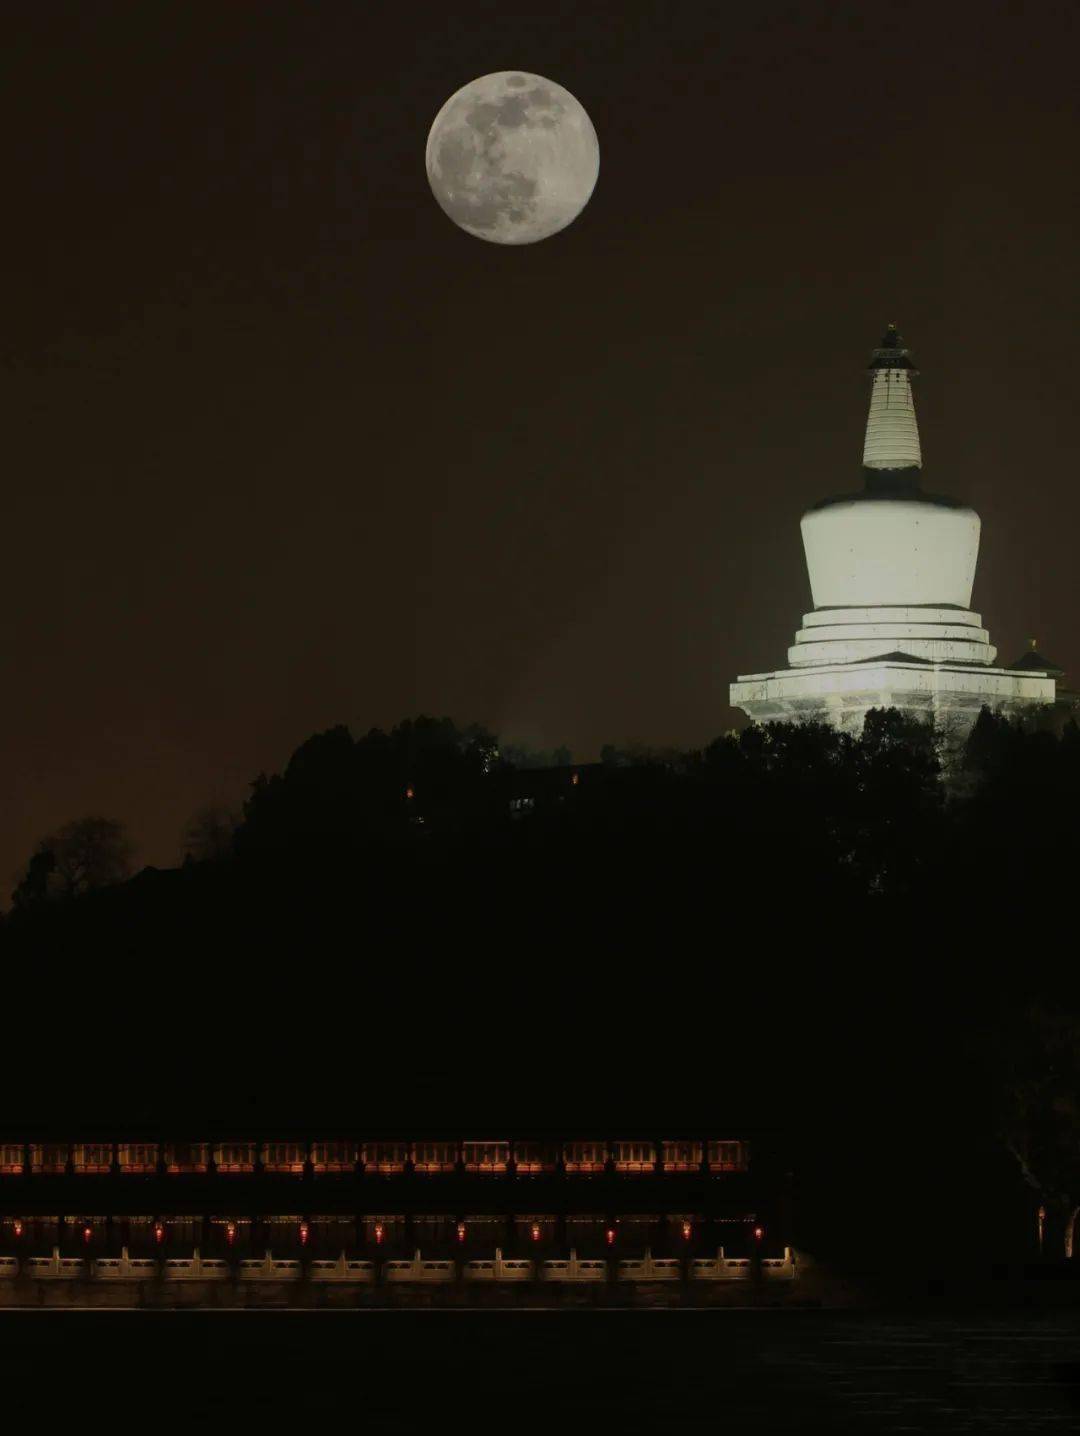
<box><xmin>800</xmin><ymin>498</ymin><xmax>980</xmax><ymax>609</ymax></box>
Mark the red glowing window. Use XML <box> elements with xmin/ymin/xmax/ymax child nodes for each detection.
<box><xmin>681</xmin><ymin>1221</ymin><xmax>692</xmax><ymax>1241</ymax></box>
<box><xmin>312</xmin><ymin>1141</ymin><xmax>356</xmax><ymax>1173</ymax></box>
<box><xmin>213</xmin><ymin>1143</ymin><xmax>256</xmax><ymax>1174</ymax></box>
<box><xmin>405</xmin><ymin>787</ymin><xmax>414</xmax><ymax>800</ymax></box>
<box><xmin>612</xmin><ymin>1141</ymin><xmax>655</xmax><ymax>1174</ymax></box>
<box><xmin>82</xmin><ymin>1224</ymin><xmax>93</xmax><ymax>1244</ymax></box>
<box><xmin>374</xmin><ymin>1223</ymin><xmax>384</xmax><ymax>1245</ymax></box>
<box><xmin>29</xmin><ymin>1144</ymin><xmax>67</xmax><ymax>1175</ymax></box>
<box><xmin>12</xmin><ymin>1220</ymin><xmax>23</xmax><ymax>1239</ymax></box>
<box><xmin>363</xmin><ymin>1143</ymin><xmax>407</xmax><ymax>1174</ymax></box>
<box><xmin>263</xmin><ymin>1143</ymin><xmax>306</xmax><ymax>1174</ymax></box>
<box><xmin>153</xmin><ymin>1221</ymin><xmax>165</xmax><ymax>1245</ymax></box>
<box><xmin>72</xmin><ymin>1145</ymin><xmax>112</xmax><ymax>1174</ymax></box>
<box><xmin>512</xmin><ymin>1142</ymin><xmax>557</xmax><ymax>1174</ymax></box>
<box><xmin>225</xmin><ymin>1221</ymin><xmax>237</xmax><ymax>1245</ymax></box>
<box><xmin>462</xmin><ymin>1141</ymin><xmax>509</xmax><ymax>1174</ymax></box>
<box><xmin>708</xmin><ymin>1140</ymin><xmax>748</xmax><ymax>1173</ymax></box>
<box><xmin>662</xmin><ymin>1141</ymin><xmax>703</xmax><ymax>1173</ymax></box>
<box><xmin>456</xmin><ymin>1223</ymin><xmax>466</xmax><ymax>1244</ymax></box>
<box><xmin>299</xmin><ymin>1222</ymin><xmax>309</xmax><ymax>1247</ymax></box>
<box><xmin>164</xmin><ymin>1143</ymin><xmax>210</xmax><ymax>1174</ymax></box>
<box><xmin>563</xmin><ymin>1141</ymin><xmax>606</xmax><ymax>1174</ymax></box>
<box><xmin>0</xmin><ymin>1145</ymin><xmax>25</xmax><ymax>1175</ymax></box>
<box><xmin>411</xmin><ymin>1142</ymin><xmax>456</xmax><ymax>1174</ymax></box>
<box><xmin>118</xmin><ymin>1144</ymin><xmax>158</xmax><ymax>1174</ymax></box>
<box><xmin>530</xmin><ymin>1223</ymin><xmax>541</xmax><ymax>1243</ymax></box>
<box><xmin>605</xmin><ymin>1227</ymin><xmax>616</xmax><ymax>1246</ymax></box>
<box><xmin>753</xmin><ymin>1226</ymin><xmax>764</xmax><ymax>1242</ymax></box>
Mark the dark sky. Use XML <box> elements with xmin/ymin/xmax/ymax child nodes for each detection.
<box><xmin>4</xmin><ymin>0</ymin><xmax>1079</xmax><ymax>886</ymax></box>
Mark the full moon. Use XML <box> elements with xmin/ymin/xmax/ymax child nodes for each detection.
<box><xmin>425</xmin><ymin>72</ymin><xmax>599</xmax><ymax>245</ymax></box>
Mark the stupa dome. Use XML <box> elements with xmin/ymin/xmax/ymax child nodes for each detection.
<box><xmin>801</xmin><ymin>491</ymin><xmax>980</xmax><ymax>610</ymax></box>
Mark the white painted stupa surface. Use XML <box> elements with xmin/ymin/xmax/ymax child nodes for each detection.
<box><xmin>730</xmin><ymin>327</ymin><xmax>1057</xmax><ymax>737</ymax></box>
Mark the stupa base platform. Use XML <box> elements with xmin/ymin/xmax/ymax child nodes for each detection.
<box><xmin>786</xmin><ymin>606</ymin><xmax>995</xmax><ymax>668</ymax></box>
<box><xmin>730</xmin><ymin>659</ymin><xmax>1055</xmax><ymax>738</ymax></box>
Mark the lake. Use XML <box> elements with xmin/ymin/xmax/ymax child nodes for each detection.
<box><xmin>2</xmin><ymin>1308</ymin><xmax>1077</xmax><ymax>1430</ymax></box>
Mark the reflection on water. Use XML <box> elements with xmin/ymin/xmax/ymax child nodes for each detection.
<box><xmin>1</xmin><ymin>1310</ymin><xmax>1077</xmax><ymax>1430</ymax></box>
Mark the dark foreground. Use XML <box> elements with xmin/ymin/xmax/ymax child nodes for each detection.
<box><xmin>2</xmin><ymin>1309</ymin><xmax>1077</xmax><ymax>1431</ymax></box>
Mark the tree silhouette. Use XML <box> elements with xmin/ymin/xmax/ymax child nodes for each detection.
<box><xmin>12</xmin><ymin>816</ymin><xmax>133</xmax><ymax>908</ymax></box>
<box><xmin>11</xmin><ymin>847</ymin><xmax>58</xmax><ymax>910</ymax></box>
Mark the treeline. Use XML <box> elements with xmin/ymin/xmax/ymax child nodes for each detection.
<box><xmin>1</xmin><ymin>708</ymin><xmax>1077</xmax><ymax>1271</ymax></box>
<box><xmin>4</xmin><ymin>703</ymin><xmax>1079</xmax><ymax>1077</ymax></box>
<box><xmin>8</xmin><ymin>707</ymin><xmax>1078</xmax><ymax>914</ymax></box>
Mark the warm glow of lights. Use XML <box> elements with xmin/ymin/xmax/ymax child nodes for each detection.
<box><xmin>681</xmin><ymin>1221</ymin><xmax>692</xmax><ymax>1241</ymax></box>
<box><xmin>153</xmin><ymin>1221</ymin><xmax>165</xmax><ymax>1244</ymax></box>
<box><xmin>456</xmin><ymin>1222</ymin><xmax>466</xmax><ymax>1243</ymax></box>
<box><xmin>82</xmin><ymin>1223</ymin><xmax>92</xmax><ymax>1244</ymax></box>
<box><xmin>753</xmin><ymin>1226</ymin><xmax>764</xmax><ymax>1242</ymax></box>
<box><xmin>530</xmin><ymin>1223</ymin><xmax>541</xmax><ymax>1243</ymax></box>
<box><xmin>374</xmin><ymin>1223</ymin><xmax>384</xmax><ymax>1245</ymax></box>
<box><xmin>226</xmin><ymin>1221</ymin><xmax>237</xmax><ymax>1245</ymax></box>
<box><xmin>570</xmin><ymin>772</ymin><xmax>579</xmax><ymax>786</ymax></box>
<box><xmin>12</xmin><ymin>1220</ymin><xmax>23</xmax><ymax>1239</ymax></box>
<box><xmin>405</xmin><ymin>786</ymin><xmax>414</xmax><ymax>800</ymax></box>
<box><xmin>299</xmin><ymin>1221</ymin><xmax>309</xmax><ymax>1246</ymax></box>
<box><xmin>605</xmin><ymin>1227</ymin><xmax>616</xmax><ymax>1246</ymax></box>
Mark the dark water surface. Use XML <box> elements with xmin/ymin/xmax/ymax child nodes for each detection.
<box><xmin>2</xmin><ymin>1309</ymin><xmax>1078</xmax><ymax>1430</ymax></box>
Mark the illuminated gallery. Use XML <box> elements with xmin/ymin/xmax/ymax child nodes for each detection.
<box><xmin>0</xmin><ymin>1132</ymin><xmax>794</xmax><ymax>1303</ymax></box>
<box><xmin>731</xmin><ymin>328</ymin><xmax>1062</xmax><ymax>734</ymax></box>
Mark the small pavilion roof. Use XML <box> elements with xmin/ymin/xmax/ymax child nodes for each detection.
<box><xmin>1010</xmin><ymin>640</ymin><xmax>1064</xmax><ymax>674</ymax></box>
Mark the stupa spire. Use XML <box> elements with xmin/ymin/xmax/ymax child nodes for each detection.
<box><xmin>862</xmin><ymin>323</ymin><xmax>922</xmax><ymax>473</ymax></box>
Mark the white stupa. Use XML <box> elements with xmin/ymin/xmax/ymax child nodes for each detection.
<box><xmin>730</xmin><ymin>326</ymin><xmax>1057</xmax><ymax>737</ymax></box>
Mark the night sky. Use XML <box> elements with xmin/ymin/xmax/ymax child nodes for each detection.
<box><xmin>5</xmin><ymin>1</ymin><xmax>1079</xmax><ymax>887</ymax></box>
